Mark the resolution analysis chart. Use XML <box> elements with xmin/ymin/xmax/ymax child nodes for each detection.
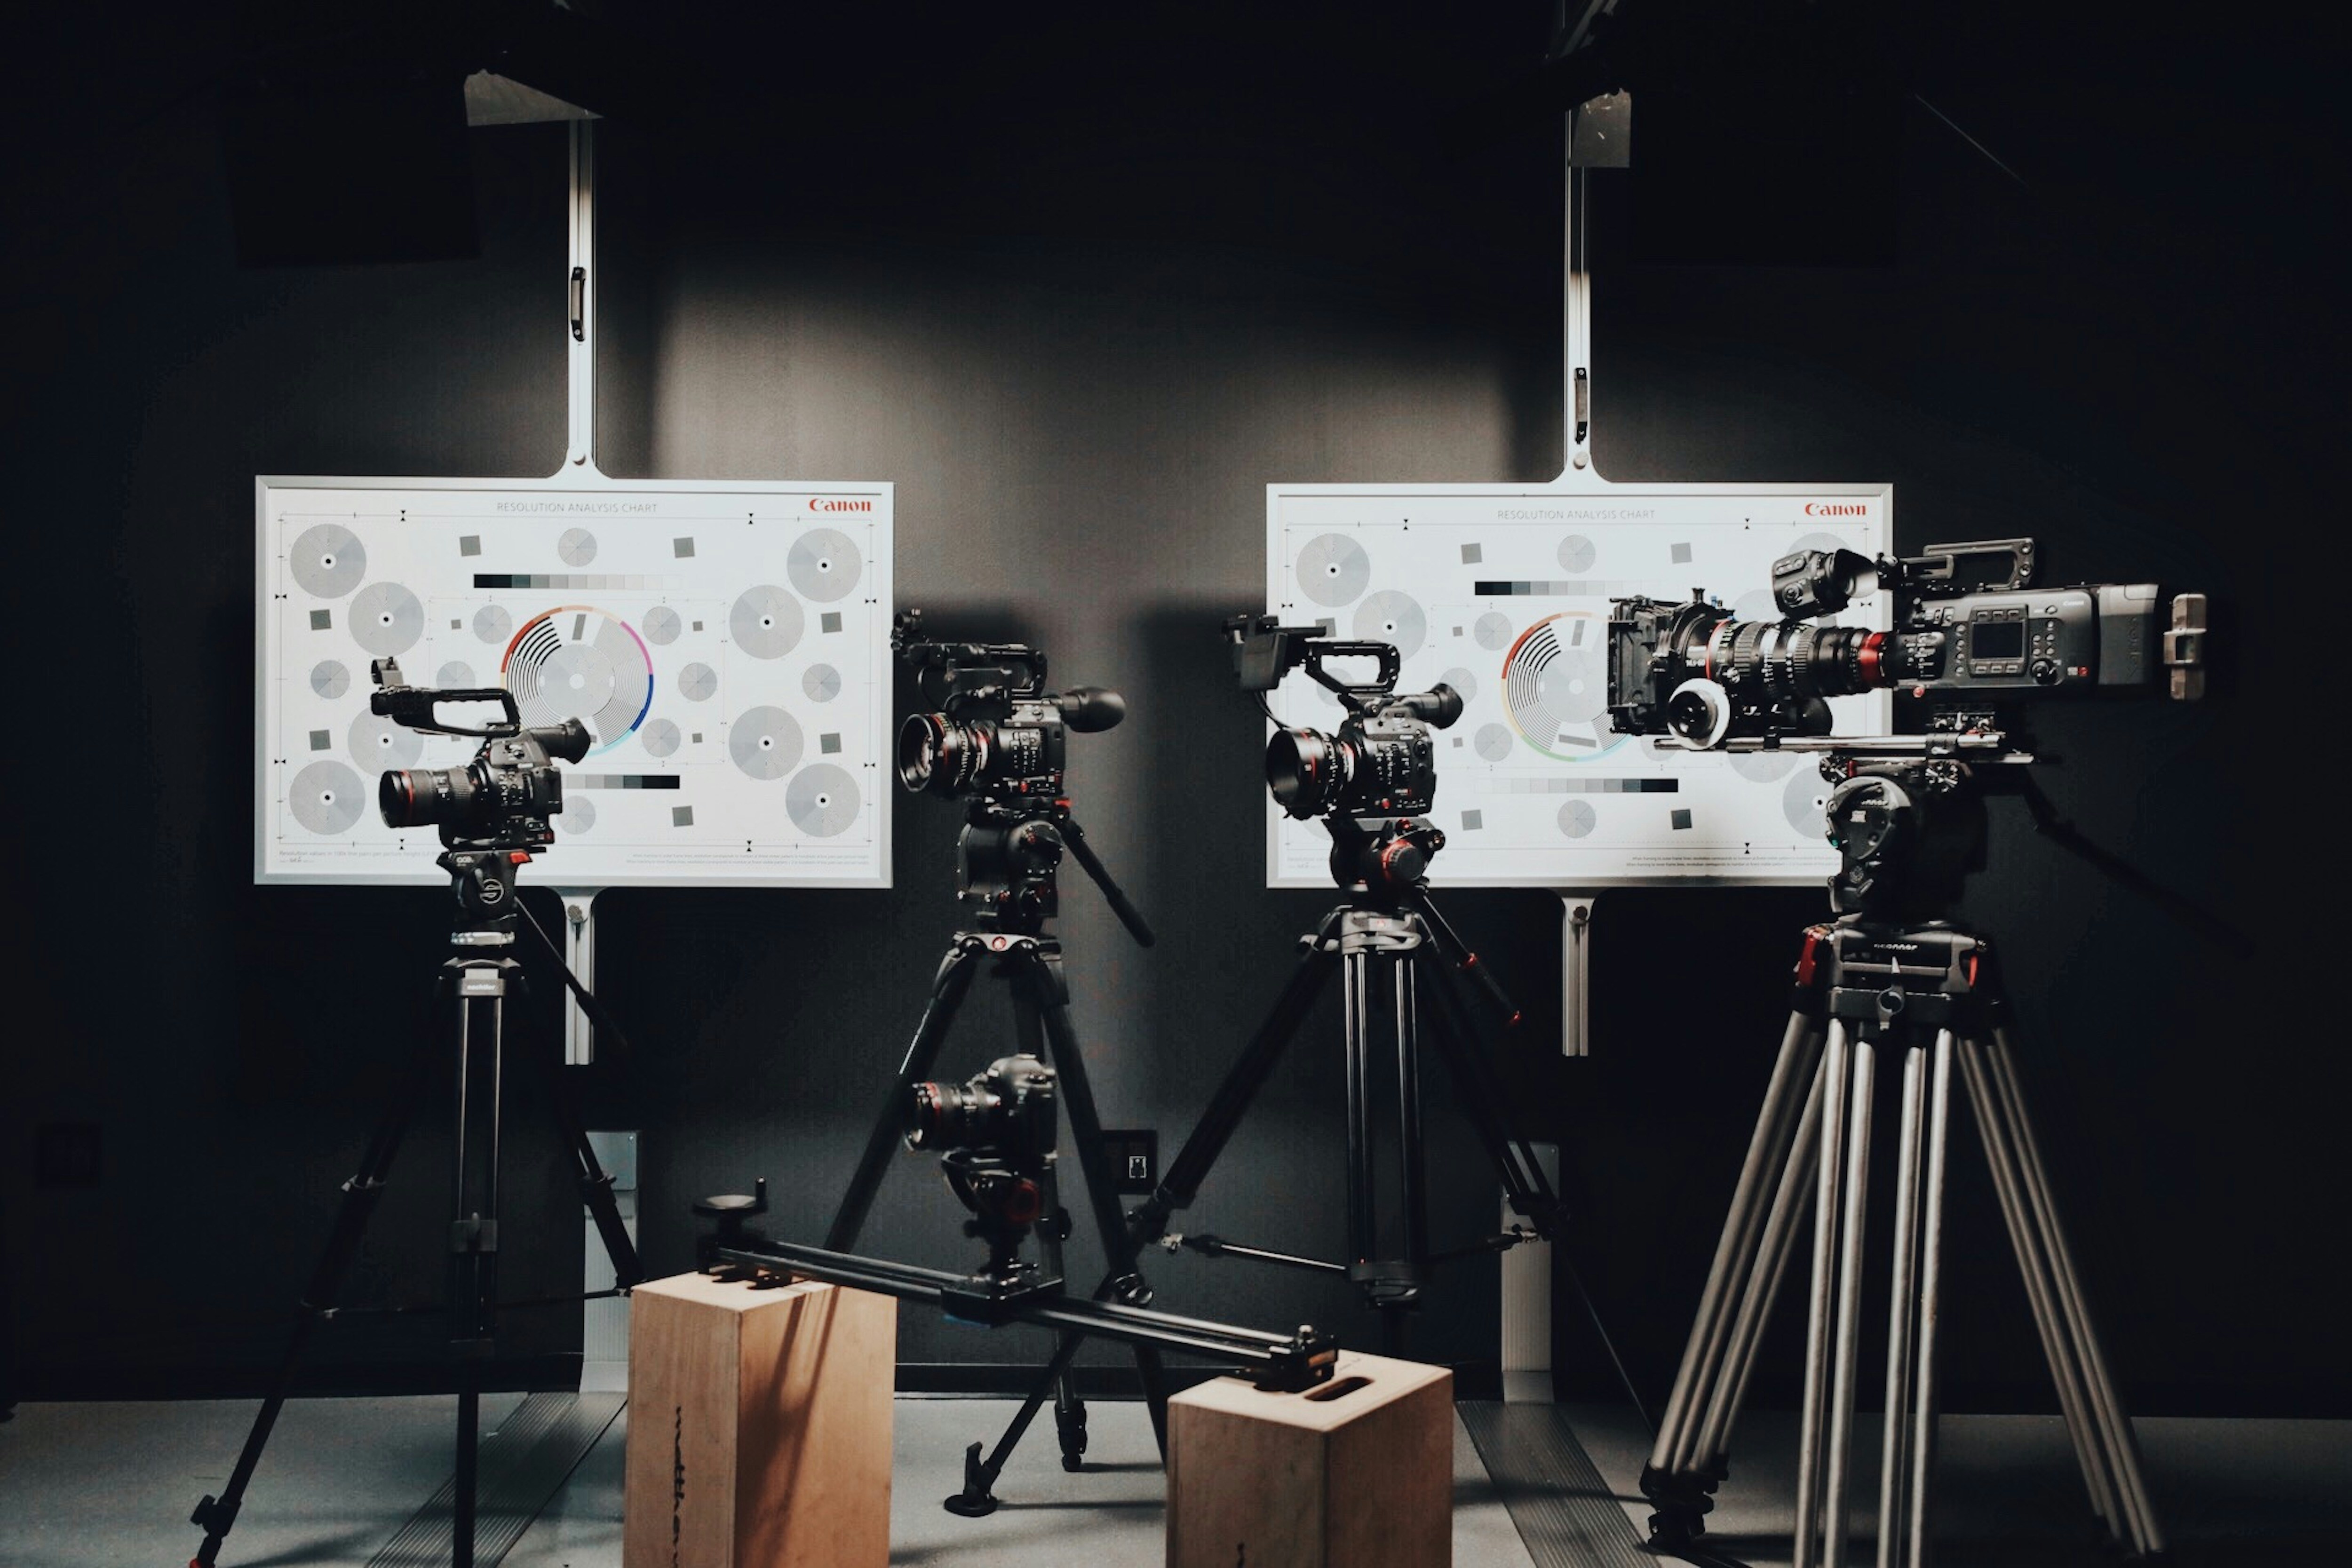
<box><xmin>256</xmin><ymin>478</ymin><xmax>894</xmax><ymax>888</ymax></box>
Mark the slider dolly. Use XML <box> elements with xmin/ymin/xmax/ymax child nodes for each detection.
<box><xmin>189</xmin><ymin>849</ymin><xmax>643</xmax><ymax>1568</ymax></box>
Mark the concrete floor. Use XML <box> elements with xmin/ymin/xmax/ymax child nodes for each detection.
<box><xmin>2</xmin><ymin>1393</ymin><xmax>2345</xmax><ymax>1566</ymax></box>
<box><xmin>0</xmin><ymin>1393</ymin><xmax>1533</xmax><ymax>1567</ymax></box>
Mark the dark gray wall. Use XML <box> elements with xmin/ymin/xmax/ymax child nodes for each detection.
<box><xmin>3</xmin><ymin>7</ymin><xmax>2341</xmax><ymax>1414</ymax></box>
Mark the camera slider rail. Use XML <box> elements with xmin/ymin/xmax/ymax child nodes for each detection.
<box><xmin>707</xmin><ymin>1237</ymin><xmax>1339</xmax><ymax>1393</ymax></box>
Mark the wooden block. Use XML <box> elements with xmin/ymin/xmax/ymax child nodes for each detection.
<box><xmin>1166</xmin><ymin>1350</ymin><xmax>1454</xmax><ymax>1568</ymax></box>
<box><xmin>623</xmin><ymin>1273</ymin><xmax>895</xmax><ymax>1568</ymax></box>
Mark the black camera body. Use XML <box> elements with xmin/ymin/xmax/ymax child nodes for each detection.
<box><xmin>1608</xmin><ymin>539</ymin><xmax>2204</xmax><ymax>748</ymax></box>
<box><xmin>370</xmin><ymin>657</ymin><xmax>590</xmax><ymax>850</ymax></box>
<box><xmin>905</xmin><ymin>1054</ymin><xmax>1062</xmax><ymax>1302</ymax></box>
<box><xmin>1227</xmin><ymin>614</ymin><xmax>1464</xmax><ymax>897</ymax></box>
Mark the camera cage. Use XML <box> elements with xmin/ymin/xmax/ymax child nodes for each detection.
<box><xmin>1226</xmin><ymin>613</ymin><xmax>1404</xmax><ymax>715</ymax></box>
<box><xmin>367</xmin><ymin>656</ymin><xmax>524</xmax><ymax>739</ymax></box>
<box><xmin>892</xmin><ymin>608</ymin><xmax>1051</xmax><ymax>718</ymax></box>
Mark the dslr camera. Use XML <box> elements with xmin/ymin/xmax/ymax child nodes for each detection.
<box><xmin>370</xmin><ymin>657</ymin><xmax>590</xmax><ymax>848</ymax></box>
<box><xmin>1608</xmin><ymin>538</ymin><xmax>2208</xmax><ymax>748</ymax></box>
<box><xmin>905</xmin><ymin>1054</ymin><xmax>1062</xmax><ymax>1311</ymax></box>
<box><xmin>1226</xmin><ymin>614</ymin><xmax>1464</xmax><ymax>895</ymax></box>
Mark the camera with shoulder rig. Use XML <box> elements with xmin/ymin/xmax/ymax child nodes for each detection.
<box><xmin>1607</xmin><ymin>538</ymin><xmax>2207</xmax><ymax>750</ymax></box>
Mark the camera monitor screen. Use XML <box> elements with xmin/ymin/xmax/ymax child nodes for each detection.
<box><xmin>1970</xmin><ymin>619</ymin><xmax>2025</xmax><ymax>660</ymax></box>
<box><xmin>1264</xmin><ymin>482</ymin><xmax>1892</xmax><ymax>889</ymax></box>
<box><xmin>256</xmin><ymin>476</ymin><xmax>894</xmax><ymax>887</ymax></box>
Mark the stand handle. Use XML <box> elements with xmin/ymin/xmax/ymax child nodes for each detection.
<box><xmin>1060</xmin><ymin>814</ymin><xmax>1155</xmax><ymax>947</ymax></box>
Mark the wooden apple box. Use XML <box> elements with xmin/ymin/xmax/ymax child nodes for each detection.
<box><xmin>623</xmin><ymin>1273</ymin><xmax>895</xmax><ymax>1568</ymax></box>
<box><xmin>1166</xmin><ymin>1350</ymin><xmax>1454</xmax><ymax>1568</ymax></box>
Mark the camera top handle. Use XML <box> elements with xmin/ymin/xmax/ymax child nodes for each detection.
<box><xmin>1226</xmin><ymin>615</ymin><xmax>1400</xmax><ymax>709</ymax></box>
<box><xmin>368</xmin><ymin>656</ymin><xmax>522</xmax><ymax>739</ymax></box>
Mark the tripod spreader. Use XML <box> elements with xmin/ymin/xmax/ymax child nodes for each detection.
<box><xmin>710</xmin><ymin>1239</ymin><xmax>1338</xmax><ymax>1391</ymax></box>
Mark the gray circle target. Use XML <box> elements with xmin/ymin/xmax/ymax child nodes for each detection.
<box><xmin>1731</xmin><ymin>750</ymin><xmax>1800</xmax><ymax>782</ymax></box>
<box><xmin>349</xmin><ymin>582</ymin><xmax>423</xmax><ymax>658</ymax></box>
<box><xmin>287</xmin><ymin>761</ymin><xmax>365</xmax><ymax>836</ymax></box>
<box><xmin>474</xmin><ymin>605</ymin><xmax>513</xmax><ymax>644</ymax></box>
<box><xmin>1785</xmin><ymin>768</ymin><xmax>1831</xmax><ymax>839</ymax></box>
<box><xmin>1439</xmin><ymin>667</ymin><xmax>1477</xmax><ymax>705</ymax></box>
<box><xmin>786</xmin><ymin>763</ymin><xmax>861</xmax><ymax>837</ymax></box>
<box><xmin>1537</xmin><ymin>648</ymin><xmax>1607</xmax><ymax>725</ymax></box>
<box><xmin>310</xmin><ymin>660</ymin><xmax>350</xmax><ymax>699</ymax></box>
<box><xmin>1475</xmin><ymin>723</ymin><xmax>1514</xmax><ymax>762</ymax></box>
<box><xmin>1558</xmin><ymin>799</ymin><xmax>1598</xmax><ymax>838</ymax></box>
<box><xmin>788</xmin><ymin>528</ymin><xmax>863</xmax><ymax>602</ymax></box>
<box><xmin>729</xmin><ymin>706</ymin><xmax>805</xmax><ymax>781</ymax></box>
<box><xmin>347</xmin><ymin>710</ymin><xmax>423</xmax><ymax>772</ymax></box>
<box><xmin>289</xmin><ymin>525</ymin><xmax>367</xmax><ymax>598</ymax></box>
<box><xmin>541</xmin><ymin>643</ymin><xmax>618</xmax><ymax>714</ymax></box>
<box><xmin>1295</xmin><ymin>534</ymin><xmax>1371</xmax><ymax>607</ymax></box>
<box><xmin>641</xmin><ymin>718</ymin><xmax>682</xmax><ymax>758</ymax></box>
<box><xmin>436</xmin><ymin>661</ymin><xmax>475</xmax><ymax>688</ymax></box>
<box><xmin>803</xmin><ymin>664</ymin><xmax>843</xmax><ymax>702</ymax></box>
<box><xmin>1474</xmin><ymin>612</ymin><xmax>1514</xmax><ymax>651</ymax></box>
<box><xmin>677</xmin><ymin>662</ymin><xmax>718</xmax><ymax>701</ymax></box>
<box><xmin>1732</xmin><ymin>589</ymin><xmax>1778</xmax><ymax>622</ymax></box>
<box><xmin>1557</xmin><ymin>534</ymin><xmax>1597</xmax><ymax>573</ymax></box>
<box><xmin>557</xmin><ymin>527</ymin><xmax>598</xmax><ymax>566</ymax></box>
<box><xmin>1353</xmin><ymin>590</ymin><xmax>1426</xmax><ymax>660</ymax></box>
<box><xmin>730</xmin><ymin>585</ymin><xmax>804</xmax><ymax>660</ymax></box>
<box><xmin>557</xmin><ymin>796</ymin><xmax>596</xmax><ymax>834</ymax></box>
<box><xmin>641</xmin><ymin>606</ymin><xmax>683</xmax><ymax>646</ymax></box>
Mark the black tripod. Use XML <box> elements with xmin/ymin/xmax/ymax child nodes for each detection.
<box><xmin>823</xmin><ymin>795</ymin><xmax>1170</xmax><ymax>1516</ymax></box>
<box><xmin>1641</xmin><ymin>740</ymin><xmax>2163</xmax><ymax>1568</ymax></box>
<box><xmin>191</xmin><ymin>845</ymin><xmax>643</xmax><ymax>1568</ymax></box>
<box><xmin>1125</xmin><ymin>812</ymin><xmax>1569</xmax><ymax>1347</ymax></box>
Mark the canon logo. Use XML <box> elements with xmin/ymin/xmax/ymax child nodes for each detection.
<box><xmin>1804</xmin><ymin>501</ymin><xmax>1868</xmax><ymax>517</ymax></box>
<box><xmin>810</xmin><ymin>497</ymin><xmax>873</xmax><ymax>513</ymax></box>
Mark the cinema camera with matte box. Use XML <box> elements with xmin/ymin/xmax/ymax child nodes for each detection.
<box><xmin>1606</xmin><ymin>537</ymin><xmax>2208</xmax><ymax>749</ymax></box>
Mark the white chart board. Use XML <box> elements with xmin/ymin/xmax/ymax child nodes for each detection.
<box><xmin>256</xmin><ymin>476</ymin><xmax>894</xmax><ymax>887</ymax></box>
<box><xmin>1265</xmin><ymin>482</ymin><xmax>1892</xmax><ymax>889</ymax></box>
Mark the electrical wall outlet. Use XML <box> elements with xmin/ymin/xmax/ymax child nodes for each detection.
<box><xmin>1100</xmin><ymin>1130</ymin><xmax>1159</xmax><ymax>1194</ymax></box>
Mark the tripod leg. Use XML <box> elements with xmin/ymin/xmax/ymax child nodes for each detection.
<box><xmin>1343</xmin><ymin>947</ymin><xmax>1381</xmax><ymax>1297</ymax></box>
<box><xmin>1025</xmin><ymin>956</ymin><xmax>1172</xmax><ymax>1451</ymax></box>
<box><xmin>1875</xmin><ymin>1041</ymin><xmax>1931</xmax><ymax>1568</ymax></box>
<box><xmin>1817</xmin><ymin>1030</ymin><xmax>1877</xmax><ymax>1568</ymax></box>
<box><xmin>1984</xmin><ymin>1031</ymin><xmax>2163</xmax><ymax>1557</ymax></box>
<box><xmin>516</xmin><ymin>1004</ymin><xmax>644</xmax><ymax>1288</ymax></box>
<box><xmin>1899</xmin><ymin>1030</ymin><xmax>1956</xmax><ymax>1568</ymax></box>
<box><xmin>1647</xmin><ymin>1013</ymin><xmax>1827</xmax><ymax>1504</ymax></box>
<box><xmin>1794</xmin><ymin>1020</ymin><xmax>1854</xmax><ymax>1568</ymax></box>
<box><xmin>1008</xmin><ymin>982</ymin><xmax>1089</xmax><ymax>1472</ymax></box>
<box><xmin>826</xmin><ymin>944</ymin><xmax>982</xmax><ymax>1252</ymax></box>
<box><xmin>189</xmin><ymin>1036</ymin><xmax>436</xmax><ymax>1566</ymax></box>
<box><xmin>1132</xmin><ymin>928</ymin><xmax>1337</xmax><ymax>1242</ymax></box>
<box><xmin>1394</xmin><ymin>957</ymin><xmax>1430</xmax><ymax>1292</ymax></box>
<box><xmin>445</xmin><ymin>978</ymin><xmax>513</xmax><ymax>1568</ymax></box>
<box><xmin>943</xmin><ymin>1329</ymin><xmax>1092</xmax><ymax>1518</ymax></box>
<box><xmin>1696</xmin><ymin>1044</ymin><xmax>1830</xmax><ymax>1488</ymax></box>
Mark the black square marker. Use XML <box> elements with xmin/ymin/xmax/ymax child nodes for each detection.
<box><xmin>1452</xmin><ymin>736</ymin><xmax>1464</xmax><ymax>747</ymax></box>
<box><xmin>1460</xmin><ymin>542</ymin><xmax>1483</xmax><ymax>564</ymax></box>
<box><xmin>820</xmin><ymin>611</ymin><xmax>842</xmax><ymax>633</ymax></box>
<box><xmin>1453</xmin><ymin>626</ymin><xmax>1464</xmax><ymax>636</ymax></box>
<box><xmin>1670</xmin><ymin>808</ymin><xmax>1693</xmax><ymax>829</ymax></box>
<box><xmin>672</xmin><ymin>805</ymin><xmax>695</xmax><ymax>827</ymax></box>
<box><xmin>459</xmin><ymin>536</ymin><xmax>481</xmax><ymax>557</ymax></box>
<box><xmin>1670</xmin><ymin>542</ymin><xmax>1693</xmax><ymax>564</ymax></box>
<box><xmin>820</xmin><ymin>733</ymin><xmax>841</xmax><ymax>754</ymax></box>
<box><xmin>691</xmin><ymin>732</ymin><xmax>703</xmax><ymax>743</ymax></box>
<box><xmin>673</xmin><ymin>537</ymin><xmax>696</xmax><ymax>558</ymax></box>
<box><xmin>309</xmin><ymin>730</ymin><xmax>330</xmax><ymax>750</ymax></box>
<box><xmin>449</xmin><ymin>618</ymin><xmax>462</xmax><ymax>630</ymax></box>
<box><xmin>309</xmin><ymin>609</ymin><xmax>331</xmax><ymax>630</ymax></box>
<box><xmin>1462</xmin><ymin>809</ymin><xmax>1484</xmax><ymax>830</ymax></box>
<box><xmin>691</xmin><ymin>620</ymin><xmax>704</xmax><ymax>631</ymax></box>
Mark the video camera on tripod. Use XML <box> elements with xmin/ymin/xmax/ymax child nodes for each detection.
<box><xmin>369</xmin><ymin>656</ymin><xmax>590</xmax><ymax>848</ymax></box>
<box><xmin>1225</xmin><ymin>613</ymin><xmax>1465</xmax><ymax>898</ymax></box>
<box><xmin>893</xmin><ymin>611</ymin><xmax>1152</xmax><ymax>943</ymax></box>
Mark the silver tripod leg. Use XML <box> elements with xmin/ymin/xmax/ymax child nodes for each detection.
<box><xmin>1649</xmin><ymin>1014</ymin><xmax>1827</xmax><ymax>1482</ymax></box>
<box><xmin>1795</xmin><ymin>1021</ymin><xmax>1859</xmax><ymax>1568</ymax></box>
<box><xmin>1819</xmin><ymin>1031</ymin><xmax>1878</xmax><ymax>1568</ymax></box>
<box><xmin>1875</xmin><ymin>1040</ymin><xmax>1931</xmax><ymax>1568</ymax></box>
<box><xmin>1900</xmin><ymin>1031</ymin><xmax>1956</xmax><ymax>1568</ymax></box>
<box><xmin>1699</xmin><ymin>1049</ymin><xmax>1831</xmax><ymax>1470</ymax></box>
<box><xmin>1955</xmin><ymin>1035</ymin><xmax>2123</xmax><ymax>1548</ymax></box>
<box><xmin>1984</xmin><ymin>1030</ymin><xmax>2165</xmax><ymax>1558</ymax></box>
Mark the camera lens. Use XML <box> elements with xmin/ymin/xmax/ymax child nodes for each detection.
<box><xmin>906</xmin><ymin>1079</ymin><xmax>993</xmax><ymax>1150</ymax></box>
<box><xmin>898</xmin><ymin>712</ymin><xmax>976</xmax><ymax>795</ymax></box>
<box><xmin>378</xmin><ymin>764</ymin><xmax>473</xmax><ymax>828</ymax></box>
<box><xmin>1265</xmin><ymin>728</ymin><xmax>1349</xmax><ymax>819</ymax></box>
